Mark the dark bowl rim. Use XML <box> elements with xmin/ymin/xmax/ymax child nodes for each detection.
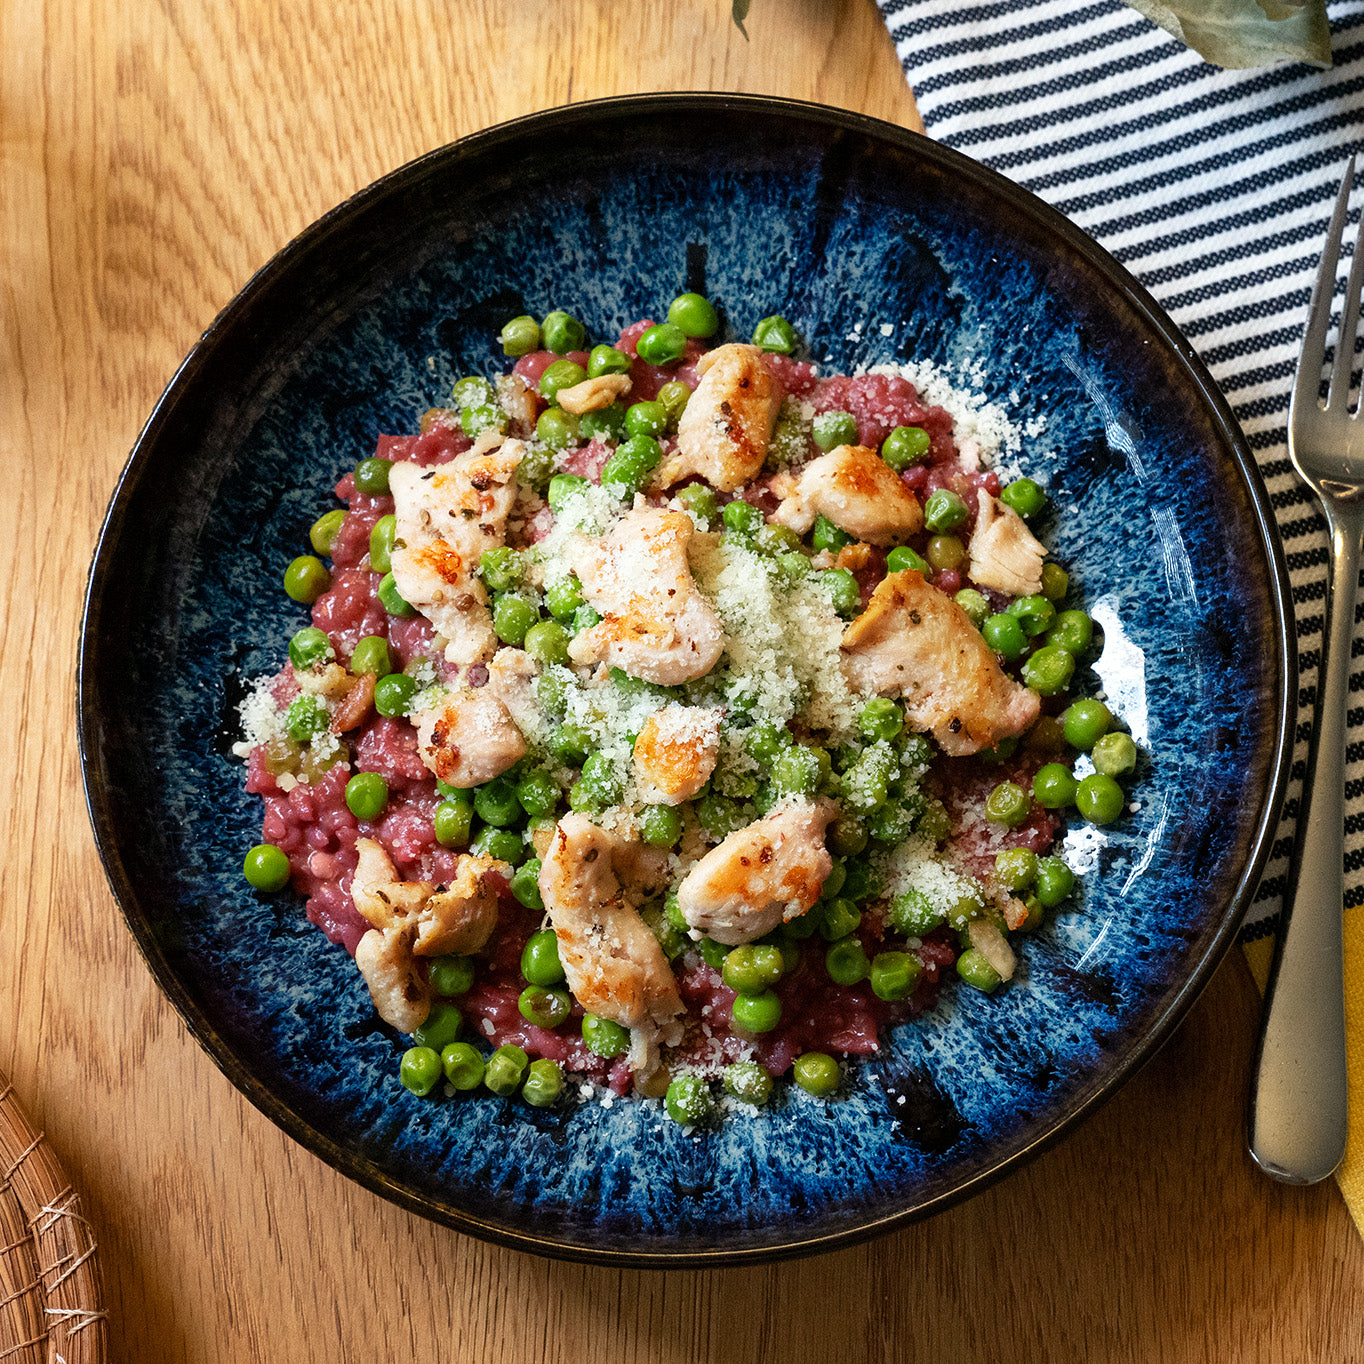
<box><xmin>78</xmin><ymin>91</ymin><xmax>1296</xmax><ymax>1267</ymax></box>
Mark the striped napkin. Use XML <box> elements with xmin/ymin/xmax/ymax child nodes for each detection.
<box><xmin>875</xmin><ymin>0</ymin><xmax>1364</xmax><ymax>1220</ymax></box>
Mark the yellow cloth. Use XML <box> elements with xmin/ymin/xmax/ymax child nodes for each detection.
<box><xmin>1243</xmin><ymin>902</ymin><xmax>1364</xmax><ymax>1235</ymax></box>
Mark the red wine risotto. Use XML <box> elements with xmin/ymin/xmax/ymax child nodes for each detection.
<box><xmin>235</xmin><ymin>296</ymin><xmax>1139</xmax><ymax>1123</ymax></box>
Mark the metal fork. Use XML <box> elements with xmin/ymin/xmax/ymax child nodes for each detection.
<box><xmin>1248</xmin><ymin>158</ymin><xmax>1364</xmax><ymax>1184</ymax></box>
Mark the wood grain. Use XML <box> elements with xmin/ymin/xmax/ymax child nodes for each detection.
<box><xmin>1</xmin><ymin>1</ymin><xmax>1360</xmax><ymax>1360</ymax></box>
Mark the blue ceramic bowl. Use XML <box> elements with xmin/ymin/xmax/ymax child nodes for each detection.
<box><xmin>79</xmin><ymin>95</ymin><xmax>1292</xmax><ymax>1264</ymax></box>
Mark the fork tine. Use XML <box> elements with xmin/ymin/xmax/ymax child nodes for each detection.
<box><xmin>1294</xmin><ymin>156</ymin><xmax>1355</xmax><ymax>421</ymax></box>
<box><xmin>1329</xmin><ymin>160</ymin><xmax>1364</xmax><ymax>413</ymax></box>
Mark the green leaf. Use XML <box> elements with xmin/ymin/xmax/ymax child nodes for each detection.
<box><xmin>1122</xmin><ymin>0</ymin><xmax>1330</xmax><ymax>67</ymax></box>
<box><xmin>732</xmin><ymin>0</ymin><xmax>751</xmax><ymax>40</ymax></box>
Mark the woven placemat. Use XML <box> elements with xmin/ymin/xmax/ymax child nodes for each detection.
<box><xmin>0</xmin><ymin>1071</ymin><xmax>107</xmax><ymax>1363</ymax></box>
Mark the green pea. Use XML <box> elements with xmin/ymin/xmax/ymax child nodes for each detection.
<box><xmin>428</xmin><ymin>954</ymin><xmax>475</xmax><ymax>996</ymax></box>
<box><xmin>284</xmin><ymin>554</ymin><xmax>331</xmax><ymax>604</ymax></box>
<box><xmin>723</xmin><ymin>1060</ymin><xmax>773</xmax><ymax>1107</ymax></box>
<box><xmin>548</xmin><ymin>722</ymin><xmax>591</xmax><ymax>765</ymax></box>
<box><xmin>956</xmin><ymin>948</ymin><xmax>1002</xmax><ymax>993</ymax></box>
<box><xmin>374</xmin><ymin>671</ymin><xmax>419</xmax><ymax>717</ymax></box>
<box><xmin>519</xmin><ymin>620</ymin><xmax>568</xmax><ymax>667</ymax></box>
<box><xmin>309</xmin><ymin>508</ymin><xmax>346</xmax><ymax>556</ymax></box>
<box><xmin>1021</xmin><ymin>644</ymin><xmax>1076</xmax><ymax>697</ymax></box>
<box><xmin>536</xmin><ymin>408</ymin><xmax>580</xmax><ymax>450</ymax></box>
<box><xmin>578</xmin><ymin>405</ymin><xmax>626</xmax><ymax>445</ymax></box>
<box><xmin>792</xmin><ymin>1052</ymin><xmax>840</xmax><ymax>1097</ymax></box>
<box><xmin>452</xmin><ymin>376</ymin><xmax>495</xmax><ymax>408</ymax></box>
<box><xmin>478</xmin><ymin>546</ymin><xmax>524</xmax><ymax>591</ymax></box>
<box><xmin>1000</xmin><ymin>477</ymin><xmax>1047</xmax><ymax>518</ymax></box>
<box><xmin>954</xmin><ymin>588</ymin><xmax>990</xmax><ymax>625</ymax></box>
<box><xmin>579</xmin><ymin>752</ymin><xmax>623</xmax><ymax>806</ymax></box>
<box><xmin>696</xmin><ymin>937</ymin><xmax>728</xmax><ymax>970</ymax></box>
<box><xmin>722</xmin><ymin>498</ymin><xmax>763</xmax><ymax>537</ymax></box>
<box><xmin>1092</xmin><ymin>731</ymin><xmax>1137</xmax><ymax>777</ymax></box>
<box><xmin>820</xmin><ymin>897</ymin><xmax>861</xmax><ymax>942</ymax></box>
<box><xmin>1047</xmin><ymin>609</ymin><xmax>1094</xmax><ymax>654</ymax></box>
<box><xmin>773</xmin><ymin>745</ymin><xmax>820</xmax><ymax>797</ymax></box>
<box><xmin>867</xmin><ymin>802</ymin><xmax>916</xmax><ymax>844</ymax></box>
<box><xmin>881</xmin><ymin>425</ymin><xmax>931</xmax><ymax>470</ymax></box>
<box><xmin>539</xmin><ymin>358</ymin><xmax>588</xmax><ymax>403</ymax></box>
<box><xmin>1063</xmin><ymin>699</ymin><xmax>1113</xmax><ymax>751</ymax></box>
<box><xmin>473</xmin><ymin>775</ymin><xmax>520</xmax><ymax>827</ymax></box>
<box><xmin>287</xmin><ymin>628</ymin><xmax>332</xmax><ymax>674</ymax></box>
<box><xmin>354</xmin><ymin>457</ymin><xmax>393</xmax><ymax>496</ymax></box>
<box><xmin>808</xmin><ymin>513</ymin><xmax>851</xmax><ymax>554</ymax></box>
<box><xmin>982</xmin><ymin>613</ymin><xmax>1027</xmax><ymax>660</ymax></box>
<box><xmin>888</xmin><ymin>889</ymin><xmax>945</xmax><ymax>937</ymax></box>
<box><xmin>1035</xmin><ymin>856</ymin><xmax>1076</xmax><ymax>907</ymax></box>
<box><xmin>985</xmin><ymin>781</ymin><xmax>1030</xmax><ymax>828</ymax></box>
<box><xmin>665</xmin><ymin>1074</ymin><xmax>715</xmax><ymax>1125</ymax></box>
<box><xmin>368</xmin><ymin>514</ymin><xmax>397</xmax><ymax>574</ymax></box>
<box><xmin>945</xmin><ymin>893</ymin><xmax>983</xmax><ymax>932</ymax></box>
<box><xmin>470</xmin><ymin>827</ymin><xmax>523</xmax><ymax>863</ymax></box>
<box><xmin>521</xmin><ymin>928</ymin><xmax>565</xmax><ymax>986</ymax></box>
<box><xmin>1075</xmin><ymin>772</ymin><xmax>1125</xmax><ymax>824</ymax></box>
<box><xmin>544</xmin><ymin>576</ymin><xmax>585</xmax><ymax>622</ymax></box>
<box><xmin>695</xmin><ymin>792</ymin><xmax>741</xmax><ymax>838</ymax></box>
<box><xmin>587</xmin><ymin>344</ymin><xmax>631</xmax><ymax>378</ymax></box>
<box><xmin>542</xmin><ymin>310</ymin><xmax>586</xmax><ymax>354</ymax></box>
<box><xmin>886</xmin><ymin>545</ymin><xmax>931</xmax><ymax>576</ymax></box>
<box><xmin>656</xmin><ymin>380</ymin><xmax>692</xmax><ymax>426</ymax></box>
<box><xmin>518</xmin><ymin>985</ymin><xmax>570</xmax><ymax>1029</ymax></box>
<box><xmin>636</xmin><ymin>322</ymin><xmax>687</xmax><ymax>366</ymax></box>
<box><xmin>399</xmin><ymin>1046</ymin><xmax>442</xmax><ymax>1097</ymax></box>
<box><xmin>492</xmin><ymin>594</ymin><xmax>539</xmax><ymax>646</ymax></box>
<box><xmin>870</xmin><ymin>950</ymin><xmax>922</xmax><ymax>1001</ymax></box>
<box><xmin>667</xmin><ymin>292</ymin><xmax>719</xmax><ymax>338</ymax></box>
<box><xmin>638</xmin><ymin>804</ymin><xmax>683</xmax><ymax>848</ymax></box>
<box><xmin>510</xmin><ymin>860</ymin><xmax>545</xmax><ymax>911</ymax></box>
<box><xmin>601</xmin><ymin>434</ymin><xmax>662</xmax><ymax>495</ymax></box>
<box><xmin>414</xmin><ymin>1001</ymin><xmax>463</xmax><ymax>1052</ymax></box>
<box><xmin>994</xmin><ymin>847</ymin><xmax>1039</xmax><ymax>892</ymax></box>
<box><xmin>1007</xmin><ymin>594</ymin><xmax>1056</xmax><ymax>638</ymax></box>
<box><xmin>243</xmin><ymin>843</ymin><xmax>290</xmax><ymax>892</ymax></box>
<box><xmin>500</xmin><ymin>314</ymin><xmax>541</xmax><ymax>356</ymax></box>
<box><xmin>1032</xmin><ymin>762</ymin><xmax>1078</xmax><ymax>809</ymax></box>
<box><xmin>441</xmin><ymin>1040</ymin><xmax>485</xmax><ymax>1089</ymax></box>
<box><xmin>547</xmin><ymin>473</ymin><xmax>590</xmax><ymax>512</ymax></box>
<box><xmin>461</xmin><ymin>403</ymin><xmax>506</xmax><ymax>439</ymax></box>
<box><xmin>285</xmin><ymin>694</ymin><xmax>328</xmax><ymax>743</ymax></box>
<box><xmin>743</xmin><ymin>718</ymin><xmax>790</xmax><ymax>764</ymax></box>
<box><xmin>1040</xmin><ymin>562</ymin><xmax>1069</xmax><ymax>601</ymax></box>
<box><xmin>731</xmin><ymin>989</ymin><xmax>781</xmax><ymax>1033</ymax></box>
<box><xmin>923</xmin><ymin>488</ymin><xmax>968</xmax><ymax>533</ymax></box>
<box><xmin>858</xmin><ymin>698</ymin><xmax>903</xmax><ymax>744</ymax></box>
<box><xmin>581</xmin><ymin>1013</ymin><xmax>630</xmax><ymax>1058</ymax></box>
<box><xmin>722</xmin><ymin>944</ymin><xmax>784</xmax><ymax>993</ymax></box>
<box><xmin>751</xmin><ymin>314</ymin><xmax>798</xmax><ymax>354</ymax></box>
<box><xmin>812</xmin><ymin>411</ymin><xmax>858</xmax><ymax>451</ymax></box>
<box><xmin>344</xmin><ymin>772</ymin><xmax>388</xmax><ymax>821</ymax></box>
<box><xmin>433</xmin><ymin>798</ymin><xmax>473</xmax><ymax>848</ymax></box>
<box><xmin>926</xmin><ymin>535</ymin><xmax>964</xmax><ymax>571</ymax></box>
<box><xmin>377</xmin><ymin>572</ymin><xmax>415</xmax><ymax>617</ymax></box>
<box><xmin>483</xmin><ymin>1044</ymin><xmax>529</xmax><ymax>1096</ymax></box>
<box><xmin>825</xmin><ymin>938</ymin><xmax>870</xmax><ymax>985</ymax></box>
<box><xmin>514</xmin><ymin>769</ymin><xmax>558</xmax><ymax>821</ymax></box>
<box><xmin>522</xmin><ymin>1058</ymin><xmax>564</xmax><ymax>1107</ymax></box>
<box><xmin>625</xmin><ymin>400</ymin><xmax>668</xmax><ymax>439</ymax></box>
<box><xmin>755</xmin><ymin>524</ymin><xmax>802</xmax><ymax>559</ymax></box>
<box><xmin>675</xmin><ymin>482</ymin><xmax>718</xmax><ymax>527</ymax></box>
<box><xmin>818</xmin><ymin>568</ymin><xmax>861</xmax><ymax>617</ymax></box>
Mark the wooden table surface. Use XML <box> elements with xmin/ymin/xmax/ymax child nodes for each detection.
<box><xmin>3</xmin><ymin>1</ymin><xmax>1362</xmax><ymax>1359</ymax></box>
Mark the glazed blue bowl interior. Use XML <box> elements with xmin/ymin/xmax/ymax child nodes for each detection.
<box><xmin>80</xmin><ymin>96</ymin><xmax>1290</xmax><ymax>1264</ymax></box>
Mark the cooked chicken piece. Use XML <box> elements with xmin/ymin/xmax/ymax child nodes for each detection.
<box><xmin>771</xmin><ymin>444</ymin><xmax>923</xmax><ymax>546</ymax></box>
<box><xmin>567</xmin><ymin>507</ymin><xmax>725</xmax><ymax>685</ymax></box>
<box><xmin>389</xmin><ymin>440</ymin><xmax>525</xmax><ymax>667</ymax></box>
<box><xmin>841</xmin><ymin>570</ymin><xmax>1040</xmax><ymax>757</ymax></box>
<box><xmin>657</xmin><ymin>344</ymin><xmax>781</xmax><ymax>491</ymax></box>
<box><xmin>495</xmin><ymin>373</ymin><xmax>538</xmax><ymax>436</ymax></box>
<box><xmin>676</xmin><ymin>801</ymin><xmax>836</xmax><ymax>946</ymax></box>
<box><xmin>600</xmin><ymin>815</ymin><xmax>673</xmax><ymax>899</ymax></box>
<box><xmin>355</xmin><ymin>923</ymin><xmax>429</xmax><ymax>1033</ymax></box>
<box><xmin>968</xmin><ymin>488</ymin><xmax>1045</xmax><ymax>597</ymax></box>
<box><xmin>633</xmin><ymin>705</ymin><xmax>721</xmax><ymax>805</ymax></box>
<box><xmin>414</xmin><ymin>685</ymin><xmax>527</xmax><ymax>787</ymax></box>
<box><xmin>556</xmin><ymin>373</ymin><xmax>632</xmax><ymax>415</ymax></box>
<box><xmin>485</xmin><ymin>648</ymin><xmax>539</xmax><ymax>736</ymax></box>
<box><xmin>538</xmin><ymin>813</ymin><xmax>684</xmax><ymax>1081</ymax></box>
<box><xmin>349</xmin><ymin>838</ymin><xmax>507</xmax><ymax>1031</ymax></box>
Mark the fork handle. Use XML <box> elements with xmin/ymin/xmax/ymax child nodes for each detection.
<box><xmin>1248</xmin><ymin>503</ymin><xmax>1362</xmax><ymax>1184</ymax></box>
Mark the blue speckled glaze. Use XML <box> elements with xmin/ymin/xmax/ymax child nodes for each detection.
<box><xmin>80</xmin><ymin>97</ymin><xmax>1290</xmax><ymax>1263</ymax></box>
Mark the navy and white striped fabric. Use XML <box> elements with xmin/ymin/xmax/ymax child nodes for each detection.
<box><xmin>876</xmin><ymin>0</ymin><xmax>1364</xmax><ymax>937</ymax></box>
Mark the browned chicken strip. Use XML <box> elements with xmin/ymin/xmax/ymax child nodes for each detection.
<box><xmin>841</xmin><ymin>570</ymin><xmax>1040</xmax><ymax>756</ymax></box>
<box><xmin>771</xmin><ymin>444</ymin><xmax>923</xmax><ymax>546</ymax></box>
<box><xmin>967</xmin><ymin>488</ymin><xmax>1045</xmax><ymax>597</ymax></box>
